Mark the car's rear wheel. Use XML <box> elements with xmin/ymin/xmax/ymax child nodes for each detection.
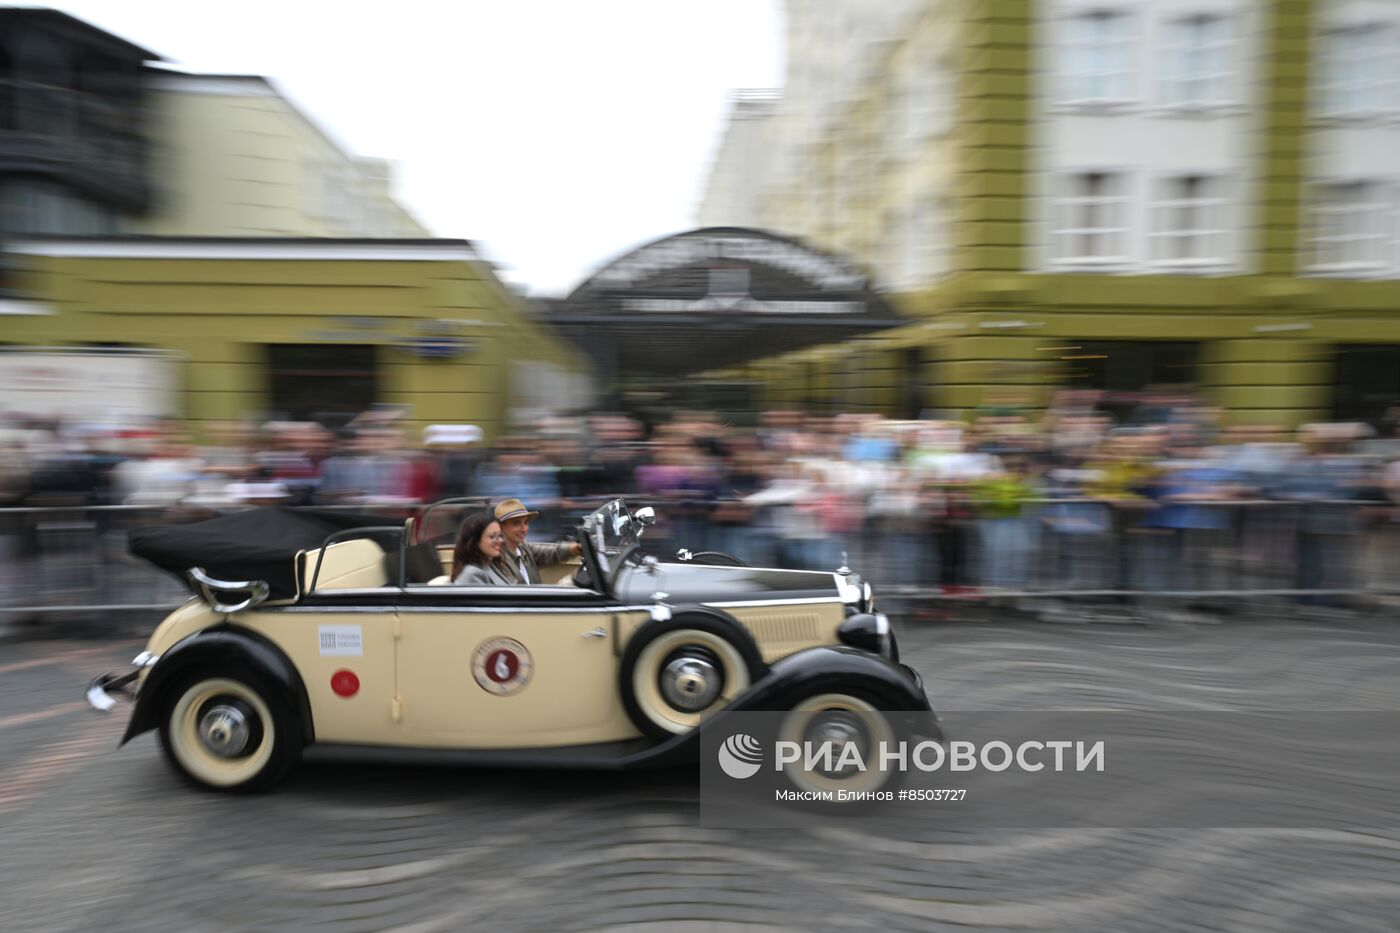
<box><xmin>159</xmin><ymin>671</ymin><xmax>300</xmax><ymax>792</ymax></box>
<box><xmin>621</xmin><ymin>615</ymin><xmax>765</xmax><ymax>738</ymax></box>
<box><xmin>777</xmin><ymin>692</ymin><xmax>900</xmax><ymax>799</ymax></box>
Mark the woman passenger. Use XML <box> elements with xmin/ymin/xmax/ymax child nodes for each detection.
<box><xmin>451</xmin><ymin>511</ymin><xmax>511</xmax><ymax>585</ymax></box>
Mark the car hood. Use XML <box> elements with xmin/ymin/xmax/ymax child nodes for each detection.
<box><xmin>613</xmin><ymin>561</ymin><xmax>844</xmax><ymax>605</ymax></box>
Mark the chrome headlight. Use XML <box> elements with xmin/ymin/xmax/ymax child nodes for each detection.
<box><xmin>837</xmin><ymin>612</ymin><xmax>898</xmax><ymax>662</ymax></box>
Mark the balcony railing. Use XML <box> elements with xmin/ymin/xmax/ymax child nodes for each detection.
<box><xmin>0</xmin><ymin>80</ymin><xmax>151</xmax><ymax>210</ymax></box>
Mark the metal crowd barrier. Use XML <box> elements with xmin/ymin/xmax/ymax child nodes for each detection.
<box><xmin>0</xmin><ymin>498</ymin><xmax>1396</xmax><ymax>624</ymax></box>
<box><xmin>0</xmin><ymin>503</ymin><xmax>419</xmax><ymax>620</ymax></box>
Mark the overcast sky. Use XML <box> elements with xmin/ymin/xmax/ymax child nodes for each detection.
<box><xmin>25</xmin><ymin>0</ymin><xmax>785</xmax><ymax>296</ymax></box>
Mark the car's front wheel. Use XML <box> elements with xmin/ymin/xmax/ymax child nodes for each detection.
<box><xmin>777</xmin><ymin>692</ymin><xmax>900</xmax><ymax>799</ymax></box>
<box><xmin>159</xmin><ymin>671</ymin><xmax>301</xmax><ymax>792</ymax></box>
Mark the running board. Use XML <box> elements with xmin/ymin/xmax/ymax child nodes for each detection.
<box><xmin>304</xmin><ymin>733</ymin><xmax>698</xmax><ymax>771</ymax></box>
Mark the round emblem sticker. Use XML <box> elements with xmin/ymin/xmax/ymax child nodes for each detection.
<box><xmin>472</xmin><ymin>637</ymin><xmax>533</xmax><ymax>696</ymax></box>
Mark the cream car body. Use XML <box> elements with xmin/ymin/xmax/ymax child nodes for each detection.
<box><xmin>90</xmin><ymin>499</ymin><xmax>927</xmax><ymax>791</ymax></box>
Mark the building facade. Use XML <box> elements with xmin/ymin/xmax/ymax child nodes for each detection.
<box><xmin>0</xmin><ymin>9</ymin><xmax>158</xmax><ymax>309</ymax></box>
<box><xmin>133</xmin><ymin>73</ymin><xmax>427</xmax><ymax>239</ymax></box>
<box><xmin>696</xmin><ymin>91</ymin><xmax>782</xmax><ymax>230</ymax></box>
<box><xmin>548</xmin><ymin>226</ymin><xmax>900</xmax><ymax>418</ymax></box>
<box><xmin>0</xmin><ymin>11</ymin><xmax>579</xmax><ymax>439</ymax></box>
<box><xmin>699</xmin><ymin>0</ymin><xmax>1400</xmax><ymax>427</ymax></box>
<box><xmin>3</xmin><ymin>237</ymin><xmax>590</xmax><ymax>439</ymax></box>
<box><xmin>0</xmin><ymin>11</ymin><xmax>424</xmax><ymax>249</ymax></box>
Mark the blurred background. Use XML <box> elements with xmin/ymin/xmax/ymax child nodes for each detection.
<box><xmin>0</xmin><ymin>0</ymin><xmax>1397</xmax><ymax>626</ymax></box>
<box><xmin>3</xmin><ymin>5</ymin><xmax>1400</xmax><ymax>932</ymax></box>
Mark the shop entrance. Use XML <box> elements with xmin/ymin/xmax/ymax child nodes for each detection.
<box><xmin>266</xmin><ymin>344</ymin><xmax>378</xmax><ymax>425</ymax></box>
<box><xmin>1062</xmin><ymin>340</ymin><xmax>1200</xmax><ymax>421</ymax></box>
<box><xmin>1333</xmin><ymin>345</ymin><xmax>1400</xmax><ymax>424</ymax></box>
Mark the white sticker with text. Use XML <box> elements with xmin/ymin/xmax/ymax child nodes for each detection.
<box><xmin>318</xmin><ymin>624</ymin><xmax>363</xmax><ymax>657</ymax></box>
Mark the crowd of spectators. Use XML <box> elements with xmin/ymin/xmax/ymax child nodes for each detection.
<box><xmin>2</xmin><ymin>388</ymin><xmax>1399</xmax><ymax>600</ymax></box>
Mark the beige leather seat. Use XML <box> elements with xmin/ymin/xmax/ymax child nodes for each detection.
<box><xmin>538</xmin><ymin>558</ymin><xmax>582</xmax><ymax>585</ymax></box>
<box><xmin>304</xmin><ymin>538</ymin><xmax>389</xmax><ymax>591</ymax></box>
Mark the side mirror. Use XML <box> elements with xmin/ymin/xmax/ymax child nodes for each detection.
<box><xmin>634</xmin><ymin>507</ymin><xmax>656</xmax><ymax>526</ymax></box>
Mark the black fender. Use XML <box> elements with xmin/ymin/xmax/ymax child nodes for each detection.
<box><xmin>122</xmin><ymin>626</ymin><xmax>314</xmax><ymax>747</ymax></box>
<box><xmin>726</xmin><ymin>645</ymin><xmax>933</xmax><ymax>715</ymax></box>
<box><xmin>661</xmin><ymin>647</ymin><xmax>938</xmax><ymax>766</ymax></box>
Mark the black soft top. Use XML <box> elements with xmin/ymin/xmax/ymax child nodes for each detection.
<box><xmin>129</xmin><ymin>507</ymin><xmax>397</xmax><ymax>601</ymax></box>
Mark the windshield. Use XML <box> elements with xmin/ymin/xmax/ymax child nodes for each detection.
<box><xmin>579</xmin><ymin>498</ymin><xmax>643</xmax><ymax>577</ymax></box>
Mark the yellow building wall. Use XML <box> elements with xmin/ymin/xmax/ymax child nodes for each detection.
<box><xmin>133</xmin><ymin>78</ymin><xmax>427</xmax><ymax>239</ymax></box>
<box><xmin>4</xmin><ymin>249</ymin><xmax>587</xmax><ymax>441</ymax></box>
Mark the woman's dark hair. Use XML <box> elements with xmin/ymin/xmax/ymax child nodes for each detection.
<box><xmin>452</xmin><ymin>510</ymin><xmax>500</xmax><ymax>580</ymax></box>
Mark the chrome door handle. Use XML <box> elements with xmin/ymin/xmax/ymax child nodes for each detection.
<box><xmin>581</xmin><ymin>627</ymin><xmax>607</xmax><ymax>639</ymax></box>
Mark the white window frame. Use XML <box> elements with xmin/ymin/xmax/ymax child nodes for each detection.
<box><xmin>1306</xmin><ymin>179</ymin><xmax>1395</xmax><ymax>276</ymax></box>
<box><xmin>1317</xmin><ymin>23</ymin><xmax>1396</xmax><ymax>120</ymax></box>
<box><xmin>1056</xmin><ymin>7</ymin><xmax>1138</xmax><ymax>109</ymax></box>
<box><xmin>885</xmin><ymin>75</ymin><xmax>909</xmax><ymax>164</ymax></box>
<box><xmin>880</xmin><ymin>207</ymin><xmax>901</xmax><ymax>285</ymax></box>
<box><xmin>1148</xmin><ymin>173</ymin><xmax>1232</xmax><ymax>271</ymax></box>
<box><xmin>928</xmin><ymin>195</ymin><xmax>953</xmax><ymax>282</ymax></box>
<box><xmin>1049</xmin><ymin>169</ymin><xmax>1133</xmax><ymax>268</ymax></box>
<box><xmin>1159</xmin><ymin>12</ymin><xmax>1237</xmax><ymax>111</ymax></box>
<box><xmin>925</xmin><ymin>50</ymin><xmax>955</xmax><ymax>140</ymax></box>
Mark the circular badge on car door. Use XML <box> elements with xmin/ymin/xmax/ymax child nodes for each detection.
<box><xmin>472</xmin><ymin>637</ymin><xmax>533</xmax><ymax>695</ymax></box>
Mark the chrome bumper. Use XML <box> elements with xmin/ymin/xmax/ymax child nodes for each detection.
<box><xmin>86</xmin><ymin>651</ymin><xmax>159</xmax><ymax>712</ymax></box>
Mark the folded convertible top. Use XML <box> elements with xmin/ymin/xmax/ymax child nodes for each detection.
<box><xmin>129</xmin><ymin>507</ymin><xmax>398</xmax><ymax>601</ymax></box>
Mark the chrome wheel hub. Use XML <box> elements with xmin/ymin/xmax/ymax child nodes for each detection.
<box><xmin>198</xmin><ymin>704</ymin><xmax>251</xmax><ymax>758</ymax></box>
<box><xmin>807</xmin><ymin>712</ymin><xmax>869</xmax><ymax>773</ymax></box>
<box><xmin>815</xmin><ymin>718</ymin><xmax>861</xmax><ymax>747</ymax></box>
<box><xmin>660</xmin><ymin>654</ymin><xmax>721</xmax><ymax>711</ymax></box>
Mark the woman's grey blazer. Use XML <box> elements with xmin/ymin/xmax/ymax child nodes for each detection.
<box><xmin>453</xmin><ymin>563</ymin><xmax>511</xmax><ymax>586</ymax></box>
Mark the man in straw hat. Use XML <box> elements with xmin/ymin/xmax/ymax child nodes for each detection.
<box><xmin>491</xmin><ymin>497</ymin><xmax>582</xmax><ymax>585</ymax></box>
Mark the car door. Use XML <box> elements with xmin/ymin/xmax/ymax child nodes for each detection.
<box><xmin>394</xmin><ymin>586</ymin><xmax>638</xmax><ymax>747</ymax></box>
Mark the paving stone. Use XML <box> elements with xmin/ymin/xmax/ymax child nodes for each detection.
<box><xmin>2</xmin><ymin>622</ymin><xmax>1399</xmax><ymax>931</ymax></box>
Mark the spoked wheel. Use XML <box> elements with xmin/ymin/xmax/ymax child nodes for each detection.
<box><xmin>621</xmin><ymin>615</ymin><xmax>765</xmax><ymax>738</ymax></box>
<box><xmin>159</xmin><ymin>673</ymin><xmax>300</xmax><ymax>792</ymax></box>
<box><xmin>777</xmin><ymin>693</ymin><xmax>899</xmax><ymax>798</ymax></box>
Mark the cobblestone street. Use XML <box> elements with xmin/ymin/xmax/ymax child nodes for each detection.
<box><xmin>3</xmin><ymin>617</ymin><xmax>1399</xmax><ymax>932</ymax></box>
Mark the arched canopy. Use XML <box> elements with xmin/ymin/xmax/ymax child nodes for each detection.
<box><xmin>550</xmin><ymin>227</ymin><xmax>902</xmax><ymax>376</ymax></box>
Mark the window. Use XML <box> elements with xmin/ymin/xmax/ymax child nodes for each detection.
<box><xmin>1150</xmin><ymin>175</ymin><xmax>1228</xmax><ymax>266</ymax></box>
<box><xmin>901</xmin><ymin>347</ymin><xmax>925</xmax><ymax>420</ymax></box>
<box><xmin>1332</xmin><ymin>345</ymin><xmax>1400</xmax><ymax>423</ymax></box>
<box><xmin>320</xmin><ymin>164</ymin><xmax>355</xmax><ymax>230</ymax></box>
<box><xmin>1162</xmin><ymin>13</ymin><xmax>1234</xmax><ymax>107</ymax></box>
<box><xmin>902</xmin><ymin>51</ymin><xmax>955</xmax><ymax>144</ymax></box>
<box><xmin>1310</xmin><ymin>180</ymin><xmax>1392</xmax><ymax>272</ymax></box>
<box><xmin>1064</xmin><ymin>340</ymin><xmax>1200</xmax><ymax>390</ymax></box>
<box><xmin>266</xmin><ymin>344</ymin><xmax>378</xmax><ymax>424</ymax></box>
<box><xmin>886</xmin><ymin>199</ymin><xmax>948</xmax><ymax>288</ymax></box>
<box><xmin>896</xmin><ymin>206</ymin><xmax>920</xmax><ymax>286</ymax></box>
<box><xmin>2</xmin><ymin>181</ymin><xmax>120</xmax><ymax>236</ymax></box>
<box><xmin>1320</xmin><ymin>24</ymin><xmax>1395</xmax><ymax>117</ymax></box>
<box><xmin>708</xmin><ymin>266</ymin><xmax>750</xmax><ymax>298</ymax></box>
<box><xmin>927</xmin><ymin>56</ymin><xmax>955</xmax><ymax>139</ymax></box>
<box><xmin>1050</xmin><ymin>171</ymin><xmax>1130</xmax><ymax>265</ymax></box>
<box><xmin>1060</xmin><ymin>9</ymin><xmax>1135</xmax><ymax>104</ymax></box>
<box><xmin>363</xmin><ymin>200</ymin><xmax>388</xmax><ymax>237</ymax></box>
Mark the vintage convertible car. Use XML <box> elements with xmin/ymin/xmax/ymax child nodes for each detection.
<box><xmin>87</xmin><ymin>498</ymin><xmax>933</xmax><ymax>792</ymax></box>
